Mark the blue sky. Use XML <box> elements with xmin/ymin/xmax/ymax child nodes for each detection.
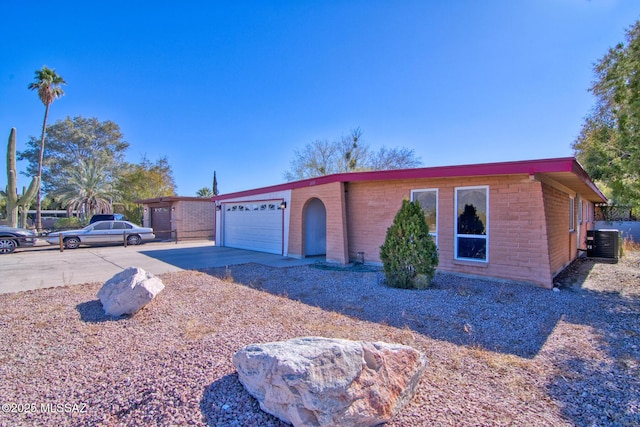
<box><xmin>2</xmin><ymin>0</ymin><xmax>640</xmax><ymax>196</ymax></box>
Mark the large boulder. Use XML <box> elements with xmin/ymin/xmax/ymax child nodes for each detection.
<box><xmin>97</xmin><ymin>267</ymin><xmax>164</xmax><ymax>316</ymax></box>
<box><xmin>233</xmin><ymin>336</ymin><xmax>427</xmax><ymax>427</ymax></box>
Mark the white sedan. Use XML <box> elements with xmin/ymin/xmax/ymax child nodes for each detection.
<box><xmin>46</xmin><ymin>221</ymin><xmax>155</xmax><ymax>249</ymax></box>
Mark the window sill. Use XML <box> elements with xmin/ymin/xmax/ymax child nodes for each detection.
<box><xmin>453</xmin><ymin>259</ymin><xmax>489</xmax><ymax>268</ymax></box>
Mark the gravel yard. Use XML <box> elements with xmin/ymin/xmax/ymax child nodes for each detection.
<box><xmin>0</xmin><ymin>251</ymin><xmax>638</xmax><ymax>426</ymax></box>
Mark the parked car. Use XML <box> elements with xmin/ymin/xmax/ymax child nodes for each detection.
<box><xmin>89</xmin><ymin>213</ymin><xmax>126</xmax><ymax>224</ymax></box>
<box><xmin>0</xmin><ymin>226</ymin><xmax>38</xmax><ymax>254</ymax></box>
<box><xmin>46</xmin><ymin>221</ymin><xmax>155</xmax><ymax>249</ymax></box>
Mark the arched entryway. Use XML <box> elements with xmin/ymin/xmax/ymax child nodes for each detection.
<box><xmin>304</xmin><ymin>198</ymin><xmax>326</xmax><ymax>256</ymax></box>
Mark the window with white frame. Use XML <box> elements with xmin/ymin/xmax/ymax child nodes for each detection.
<box><xmin>579</xmin><ymin>199</ymin><xmax>584</xmax><ymax>224</ymax></box>
<box><xmin>455</xmin><ymin>186</ymin><xmax>488</xmax><ymax>261</ymax></box>
<box><xmin>411</xmin><ymin>189</ymin><xmax>438</xmax><ymax>245</ymax></box>
<box><xmin>569</xmin><ymin>197</ymin><xmax>575</xmax><ymax>231</ymax></box>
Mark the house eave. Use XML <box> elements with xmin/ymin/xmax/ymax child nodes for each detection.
<box><xmin>213</xmin><ymin>157</ymin><xmax>606</xmax><ymax>203</ymax></box>
<box><xmin>135</xmin><ymin>196</ymin><xmax>213</xmax><ymax>204</ymax></box>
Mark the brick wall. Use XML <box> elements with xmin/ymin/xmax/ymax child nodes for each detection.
<box><xmin>289</xmin><ymin>181</ymin><xmax>348</xmax><ymax>263</ymax></box>
<box><xmin>174</xmin><ymin>200</ymin><xmax>215</xmax><ymax>239</ymax></box>
<box><xmin>287</xmin><ymin>173</ymin><xmax>598</xmax><ymax>287</ymax></box>
<box><xmin>343</xmin><ymin>175</ymin><xmax>554</xmax><ymax>287</ymax></box>
<box><xmin>541</xmin><ymin>183</ymin><xmax>575</xmax><ymax>277</ymax></box>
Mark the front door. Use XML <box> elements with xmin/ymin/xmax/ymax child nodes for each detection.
<box><xmin>304</xmin><ymin>198</ymin><xmax>326</xmax><ymax>256</ymax></box>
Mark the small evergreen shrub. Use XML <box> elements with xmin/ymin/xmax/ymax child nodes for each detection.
<box><xmin>379</xmin><ymin>199</ymin><xmax>439</xmax><ymax>289</ymax></box>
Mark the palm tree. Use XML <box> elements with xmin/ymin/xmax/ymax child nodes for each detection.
<box><xmin>55</xmin><ymin>159</ymin><xmax>115</xmax><ymax>221</ymax></box>
<box><xmin>196</xmin><ymin>187</ymin><xmax>213</xmax><ymax>198</ymax></box>
<box><xmin>28</xmin><ymin>66</ymin><xmax>66</xmax><ymax>231</ymax></box>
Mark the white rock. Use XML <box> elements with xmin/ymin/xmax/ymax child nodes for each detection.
<box><xmin>97</xmin><ymin>267</ymin><xmax>164</xmax><ymax>316</ymax></box>
<box><xmin>233</xmin><ymin>336</ymin><xmax>427</xmax><ymax>427</ymax></box>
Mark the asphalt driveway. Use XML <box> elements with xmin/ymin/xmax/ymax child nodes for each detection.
<box><xmin>0</xmin><ymin>240</ymin><xmax>317</xmax><ymax>294</ymax></box>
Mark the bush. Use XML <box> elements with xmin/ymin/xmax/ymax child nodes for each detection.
<box><xmin>379</xmin><ymin>199</ymin><xmax>439</xmax><ymax>289</ymax></box>
<box><xmin>54</xmin><ymin>217</ymin><xmax>85</xmax><ymax>230</ymax></box>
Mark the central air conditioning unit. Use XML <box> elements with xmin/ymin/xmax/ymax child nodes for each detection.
<box><xmin>586</xmin><ymin>229</ymin><xmax>619</xmax><ymax>260</ymax></box>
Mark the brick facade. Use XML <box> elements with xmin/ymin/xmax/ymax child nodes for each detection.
<box><xmin>139</xmin><ymin>197</ymin><xmax>215</xmax><ymax>240</ymax></box>
<box><xmin>286</xmin><ymin>173</ymin><xmax>597</xmax><ymax>288</ymax></box>
<box><xmin>173</xmin><ymin>200</ymin><xmax>216</xmax><ymax>240</ymax></box>
<box><xmin>342</xmin><ymin>175</ymin><xmax>555</xmax><ymax>287</ymax></box>
<box><xmin>289</xmin><ymin>181</ymin><xmax>348</xmax><ymax>263</ymax></box>
<box><xmin>541</xmin><ymin>182</ymin><xmax>596</xmax><ymax>278</ymax></box>
<box><xmin>213</xmin><ymin>158</ymin><xmax>606</xmax><ymax>288</ymax></box>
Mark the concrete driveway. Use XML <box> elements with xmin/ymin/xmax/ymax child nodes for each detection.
<box><xmin>0</xmin><ymin>240</ymin><xmax>318</xmax><ymax>294</ymax></box>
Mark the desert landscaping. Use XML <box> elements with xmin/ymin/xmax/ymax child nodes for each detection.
<box><xmin>0</xmin><ymin>250</ymin><xmax>638</xmax><ymax>426</ymax></box>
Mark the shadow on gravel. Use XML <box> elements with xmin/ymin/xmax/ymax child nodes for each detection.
<box><xmin>76</xmin><ymin>300</ymin><xmax>130</xmax><ymax>323</ymax></box>
<box><xmin>202</xmin><ymin>258</ymin><xmax>636</xmax><ymax>362</ymax></box>
<box><xmin>200</xmin><ymin>373</ymin><xmax>286</xmax><ymax>427</ymax></box>
<box><xmin>202</xmin><ymin>263</ymin><xmax>565</xmax><ymax>358</ymax></box>
<box><xmin>546</xmin><ymin>258</ymin><xmax>640</xmax><ymax>426</ymax></box>
<box><xmin>199</xmin><ymin>256</ymin><xmax>640</xmax><ymax>425</ymax></box>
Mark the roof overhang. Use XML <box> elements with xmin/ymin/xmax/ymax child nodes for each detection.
<box><xmin>135</xmin><ymin>196</ymin><xmax>214</xmax><ymax>204</ymax></box>
<box><xmin>213</xmin><ymin>157</ymin><xmax>607</xmax><ymax>203</ymax></box>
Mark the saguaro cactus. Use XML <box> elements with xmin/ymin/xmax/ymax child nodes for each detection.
<box><xmin>6</xmin><ymin>128</ymin><xmax>40</xmax><ymax>228</ymax></box>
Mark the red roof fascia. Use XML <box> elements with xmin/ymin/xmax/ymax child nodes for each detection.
<box><xmin>213</xmin><ymin>157</ymin><xmax>593</xmax><ymax>202</ymax></box>
<box><xmin>336</xmin><ymin>157</ymin><xmax>578</xmax><ymax>182</ymax></box>
<box><xmin>137</xmin><ymin>196</ymin><xmax>214</xmax><ymax>204</ymax></box>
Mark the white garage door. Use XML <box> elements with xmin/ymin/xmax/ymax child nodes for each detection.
<box><xmin>223</xmin><ymin>201</ymin><xmax>283</xmax><ymax>254</ymax></box>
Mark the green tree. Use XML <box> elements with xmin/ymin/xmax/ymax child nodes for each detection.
<box><xmin>457</xmin><ymin>204</ymin><xmax>486</xmax><ymax>260</ymax></box>
<box><xmin>55</xmin><ymin>158</ymin><xmax>115</xmax><ymax>221</ymax></box>
<box><xmin>18</xmin><ymin>116</ymin><xmax>129</xmax><ymax>195</ymax></box>
<box><xmin>0</xmin><ymin>192</ymin><xmax>6</xmax><ymax>221</ymax></box>
<box><xmin>573</xmin><ymin>20</ymin><xmax>640</xmax><ymax>212</ymax></box>
<box><xmin>116</xmin><ymin>156</ymin><xmax>176</xmax><ymax>223</ymax></box>
<box><xmin>284</xmin><ymin>128</ymin><xmax>422</xmax><ymax>181</ymax></box>
<box><xmin>196</xmin><ymin>171</ymin><xmax>219</xmax><ymax>197</ymax></box>
<box><xmin>196</xmin><ymin>187</ymin><xmax>213</xmax><ymax>198</ymax></box>
<box><xmin>379</xmin><ymin>199</ymin><xmax>438</xmax><ymax>289</ymax></box>
<box><xmin>28</xmin><ymin>66</ymin><xmax>66</xmax><ymax>231</ymax></box>
<box><xmin>458</xmin><ymin>204</ymin><xmax>485</xmax><ymax>235</ymax></box>
<box><xmin>41</xmin><ymin>195</ymin><xmax>63</xmax><ymax>211</ymax></box>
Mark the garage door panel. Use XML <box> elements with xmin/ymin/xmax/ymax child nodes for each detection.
<box><xmin>151</xmin><ymin>206</ymin><xmax>171</xmax><ymax>239</ymax></box>
<box><xmin>223</xmin><ymin>201</ymin><xmax>282</xmax><ymax>254</ymax></box>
